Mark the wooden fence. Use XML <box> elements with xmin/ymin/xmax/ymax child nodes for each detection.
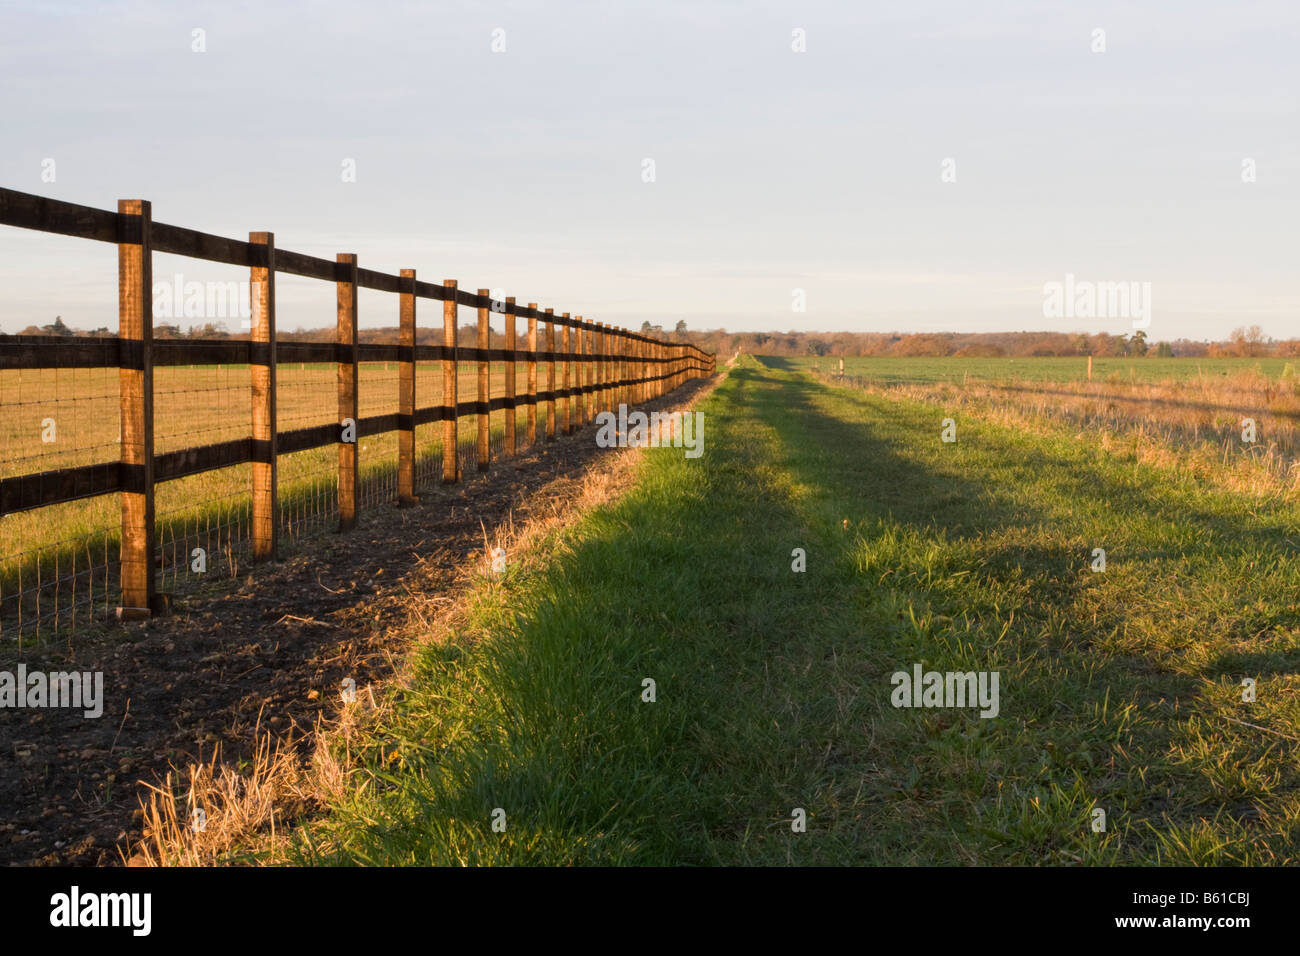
<box><xmin>0</xmin><ymin>187</ymin><xmax>714</xmax><ymax>626</ymax></box>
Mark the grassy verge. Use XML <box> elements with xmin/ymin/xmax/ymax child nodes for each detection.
<box><xmin>280</xmin><ymin>356</ymin><xmax>1300</xmax><ymax>865</ymax></box>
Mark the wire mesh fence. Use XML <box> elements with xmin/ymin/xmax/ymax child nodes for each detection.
<box><xmin>0</xmin><ymin>363</ymin><xmax>122</xmax><ymax>644</ymax></box>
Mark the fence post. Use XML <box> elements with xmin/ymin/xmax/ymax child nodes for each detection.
<box><xmin>560</xmin><ymin>314</ymin><xmax>572</xmax><ymax>435</ymax></box>
<box><xmin>504</xmin><ymin>296</ymin><xmax>516</xmax><ymax>457</ymax></box>
<box><xmin>617</xmin><ymin>328</ymin><xmax>628</xmax><ymax>410</ymax></box>
<box><xmin>617</xmin><ymin>329</ymin><xmax>627</xmax><ymax>408</ymax></box>
<box><xmin>546</xmin><ymin>308</ymin><xmax>557</xmax><ymax>440</ymax></box>
<box><xmin>656</xmin><ymin>338</ymin><xmax>663</xmax><ymax>396</ymax></box>
<box><xmin>635</xmin><ymin>336</ymin><xmax>645</xmax><ymax>405</ymax></box>
<box><xmin>585</xmin><ymin>321</ymin><xmax>595</xmax><ymax>422</ymax></box>
<box><xmin>397</xmin><ymin>267</ymin><xmax>418</xmax><ymax>505</ymax></box>
<box><xmin>587</xmin><ymin>320</ymin><xmax>596</xmax><ymax>422</ymax></box>
<box><xmin>116</xmin><ymin>199</ymin><xmax>156</xmax><ymax>619</ymax></box>
<box><xmin>250</xmin><ymin>231</ymin><xmax>279</xmax><ymax>559</ymax></box>
<box><xmin>595</xmin><ymin>322</ymin><xmax>605</xmax><ymax>416</ymax></box>
<box><xmin>626</xmin><ymin>333</ymin><xmax>635</xmax><ymax>405</ymax></box>
<box><xmin>443</xmin><ymin>279</ymin><xmax>459</xmax><ymax>483</ymax></box>
<box><xmin>654</xmin><ymin>338</ymin><xmax>661</xmax><ymax>396</ymax></box>
<box><xmin>639</xmin><ymin>336</ymin><xmax>648</xmax><ymax>404</ymax></box>
<box><xmin>477</xmin><ymin>288</ymin><xmax>490</xmax><ymax>472</ymax></box>
<box><xmin>337</xmin><ymin>253</ymin><xmax>359</xmax><ymax>532</ymax></box>
<box><xmin>527</xmin><ymin>304</ymin><xmax>538</xmax><ymax>446</ymax></box>
<box><xmin>654</xmin><ymin>338</ymin><xmax>660</xmax><ymax>396</ymax></box>
<box><xmin>575</xmin><ymin>317</ymin><xmax>586</xmax><ymax>428</ymax></box>
<box><xmin>654</xmin><ymin>338</ymin><xmax>661</xmax><ymax>397</ymax></box>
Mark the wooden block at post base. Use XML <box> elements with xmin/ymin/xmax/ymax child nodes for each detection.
<box><xmin>116</xmin><ymin>591</ymin><xmax>172</xmax><ymax>621</ymax></box>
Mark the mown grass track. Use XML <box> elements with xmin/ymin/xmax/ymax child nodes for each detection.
<box><xmin>284</xmin><ymin>356</ymin><xmax>1300</xmax><ymax>865</ymax></box>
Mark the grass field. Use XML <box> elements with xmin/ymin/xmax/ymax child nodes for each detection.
<box><xmin>797</xmin><ymin>355</ymin><xmax>1300</xmax><ymax>499</ymax></box>
<box><xmin>253</xmin><ymin>354</ymin><xmax>1300</xmax><ymax>865</ymax></box>
<box><xmin>0</xmin><ymin>360</ymin><xmax>593</xmax><ymax>639</ymax></box>
<box><xmin>795</xmin><ymin>355</ymin><xmax>1295</xmax><ymax>385</ymax></box>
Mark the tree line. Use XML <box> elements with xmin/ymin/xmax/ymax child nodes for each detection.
<box><xmin>15</xmin><ymin>316</ymin><xmax>1297</xmax><ymax>359</ymax></box>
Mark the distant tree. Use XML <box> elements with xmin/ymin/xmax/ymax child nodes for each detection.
<box><xmin>1155</xmin><ymin>341</ymin><xmax>1173</xmax><ymax>357</ymax></box>
<box><xmin>188</xmin><ymin>321</ymin><xmax>229</xmax><ymax>339</ymax></box>
<box><xmin>1130</xmin><ymin>329</ymin><xmax>1148</xmax><ymax>356</ymax></box>
<box><xmin>1230</xmin><ymin>325</ymin><xmax>1269</xmax><ymax>357</ymax></box>
<box><xmin>40</xmin><ymin>315</ymin><xmax>73</xmax><ymax>336</ymax></box>
<box><xmin>674</xmin><ymin>319</ymin><xmax>688</xmax><ymax>340</ymax></box>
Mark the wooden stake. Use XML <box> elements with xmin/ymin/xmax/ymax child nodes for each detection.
<box><xmin>575</xmin><ymin>317</ymin><xmax>586</xmax><ymax>428</ymax></box>
<box><xmin>336</xmin><ymin>253</ymin><xmax>359</xmax><ymax>532</ymax></box>
<box><xmin>527</xmin><ymin>304</ymin><xmax>538</xmax><ymax>446</ymax></box>
<box><xmin>443</xmin><ymin>279</ymin><xmax>459</xmax><ymax>483</ymax></box>
<box><xmin>397</xmin><ymin>268</ymin><xmax>417</xmax><ymax>504</ymax></box>
<box><xmin>546</xmin><ymin>309</ymin><xmax>556</xmax><ymax>440</ymax></box>
<box><xmin>504</xmin><ymin>297</ymin><xmax>516</xmax><ymax>457</ymax></box>
<box><xmin>595</xmin><ymin>322</ymin><xmax>606</xmax><ymax>415</ymax></box>
<box><xmin>116</xmin><ymin>199</ymin><xmax>155</xmax><ymax>619</ymax></box>
<box><xmin>250</xmin><ymin>231</ymin><xmax>279</xmax><ymax>558</ymax></box>
<box><xmin>477</xmin><ymin>288</ymin><xmax>490</xmax><ymax>472</ymax></box>
<box><xmin>560</xmin><ymin>315</ymin><xmax>572</xmax><ymax>435</ymax></box>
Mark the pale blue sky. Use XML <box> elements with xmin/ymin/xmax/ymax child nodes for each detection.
<box><xmin>1</xmin><ymin>0</ymin><xmax>1295</xmax><ymax>339</ymax></box>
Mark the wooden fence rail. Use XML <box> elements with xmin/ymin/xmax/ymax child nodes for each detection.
<box><xmin>0</xmin><ymin>187</ymin><xmax>714</xmax><ymax>624</ymax></box>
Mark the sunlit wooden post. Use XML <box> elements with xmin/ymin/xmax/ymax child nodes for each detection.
<box><xmin>504</xmin><ymin>296</ymin><xmax>517</xmax><ymax>457</ymax></box>
<box><xmin>575</xmin><ymin>317</ymin><xmax>586</xmax><ymax>428</ymax></box>
<box><xmin>545</xmin><ymin>308</ymin><xmax>557</xmax><ymax>440</ymax></box>
<box><xmin>560</xmin><ymin>314</ymin><xmax>572</xmax><ymax>435</ymax></box>
<box><xmin>613</xmin><ymin>328</ymin><xmax>623</xmax><ymax>409</ymax></box>
<box><xmin>397</xmin><ymin>267</ymin><xmax>418</xmax><ymax>504</ymax></box>
<box><xmin>477</xmin><ymin>288</ymin><xmax>490</xmax><ymax>472</ymax></box>
<box><xmin>116</xmin><ymin>199</ymin><xmax>155</xmax><ymax>618</ymax></box>
<box><xmin>336</xmin><ymin>253</ymin><xmax>359</xmax><ymax>532</ymax></box>
<box><xmin>617</xmin><ymin>328</ymin><xmax>629</xmax><ymax>409</ymax></box>
<box><xmin>595</xmin><ymin>322</ymin><xmax>606</xmax><ymax>415</ymax></box>
<box><xmin>634</xmin><ymin>336</ymin><xmax>644</xmax><ymax>404</ymax></box>
<box><xmin>637</xmin><ymin>335</ymin><xmax>647</xmax><ymax>403</ymax></box>
<box><xmin>656</xmin><ymin>338</ymin><xmax>663</xmax><ymax>396</ymax></box>
<box><xmin>527</xmin><ymin>304</ymin><xmax>538</xmax><ymax>446</ymax></box>
<box><xmin>584</xmin><ymin>321</ymin><xmax>595</xmax><ymax>421</ymax></box>
<box><xmin>442</xmin><ymin>279</ymin><xmax>459</xmax><ymax>483</ymax></box>
<box><xmin>250</xmin><ymin>231</ymin><xmax>279</xmax><ymax>558</ymax></box>
<box><xmin>587</xmin><ymin>323</ymin><xmax>595</xmax><ymax>421</ymax></box>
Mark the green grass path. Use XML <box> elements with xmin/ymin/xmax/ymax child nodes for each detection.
<box><xmin>288</xmin><ymin>356</ymin><xmax>1300</xmax><ymax>865</ymax></box>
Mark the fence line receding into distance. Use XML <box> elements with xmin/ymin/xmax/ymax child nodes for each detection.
<box><xmin>0</xmin><ymin>187</ymin><xmax>715</xmax><ymax>643</ymax></box>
